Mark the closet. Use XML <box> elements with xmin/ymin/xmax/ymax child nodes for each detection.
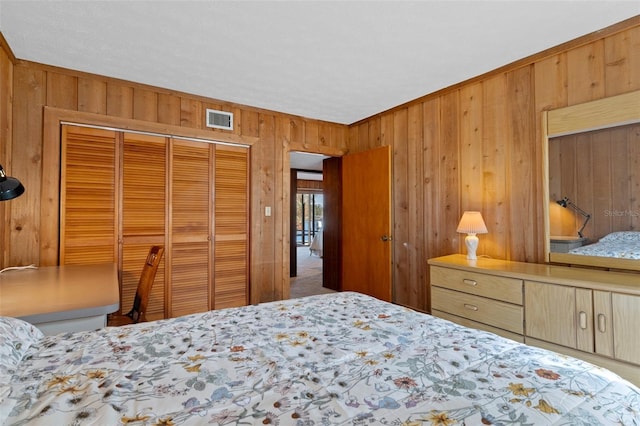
<box><xmin>60</xmin><ymin>124</ymin><xmax>249</xmax><ymax>320</ymax></box>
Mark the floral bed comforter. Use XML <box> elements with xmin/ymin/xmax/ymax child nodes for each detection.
<box><xmin>569</xmin><ymin>231</ymin><xmax>640</xmax><ymax>259</ymax></box>
<box><xmin>2</xmin><ymin>292</ymin><xmax>639</xmax><ymax>425</ymax></box>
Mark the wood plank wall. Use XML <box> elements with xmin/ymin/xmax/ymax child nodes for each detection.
<box><xmin>0</xmin><ymin>47</ymin><xmax>348</xmax><ymax>305</ymax></box>
<box><xmin>297</xmin><ymin>179</ymin><xmax>323</xmax><ymax>191</ymax></box>
<box><xmin>0</xmin><ymin>35</ymin><xmax>13</xmax><ymax>267</ymax></box>
<box><xmin>348</xmin><ymin>17</ymin><xmax>640</xmax><ymax>311</ymax></box>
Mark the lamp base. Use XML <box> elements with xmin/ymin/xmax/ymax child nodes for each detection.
<box><xmin>465</xmin><ymin>234</ymin><xmax>479</xmax><ymax>260</ymax></box>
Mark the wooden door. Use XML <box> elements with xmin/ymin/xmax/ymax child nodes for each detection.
<box><xmin>524</xmin><ymin>281</ymin><xmax>578</xmax><ymax>349</ymax></box>
<box><xmin>575</xmin><ymin>288</ymin><xmax>594</xmax><ymax>353</ymax></box>
<box><xmin>341</xmin><ymin>145</ymin><xmax>392</xmax><ymax>302</ymax></box>
<box><xmin>169</xmin><ymin>139</ymin><xmax>212</xmax><ymax>317</ymax></box>
<box><xmin>593</xmin><ymin>290</ymin><xmax>614</xmax><ymax>358</ymax></box>
<box><xmin>322</xmin><ymin>157</ymin><xmax>342</xmax><ymax>291</ymax></box>
<box><xmin>213</xmin><ymin>145</ymin><xmax>249</xmax><ymax>309</ymax></box>
<box><xmin>60</xmin><ymin>125</ymin><xmax>118</xmax><ymax>265</ymax></box>
<box><xmin>120</xmin><ymin>132</ymin><xmax>167</xmax><ymax>321</ymax></box>
<box><xmin>610</xmin><ymin>292</ymin><xmax>640</xmax><ymax>365</ymax></box>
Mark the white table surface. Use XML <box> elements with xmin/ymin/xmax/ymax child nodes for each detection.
<box><xmin>0</xmin><ymin>263</ymin><xmax>119</xmax><ymax>324</ymax></box>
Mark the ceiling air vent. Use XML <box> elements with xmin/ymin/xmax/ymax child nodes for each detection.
<box><xmin>206</xmin><ymin>109</ymin><xmax>233</xmax><ymax>131</ymax></box>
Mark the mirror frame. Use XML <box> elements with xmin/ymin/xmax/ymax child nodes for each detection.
<box><xmin>543</xmin><ymin>90</ymin><xmax>640</xmax><ymax>271</ymax></box>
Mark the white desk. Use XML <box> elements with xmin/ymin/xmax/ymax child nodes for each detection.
<box><xmin>0</xmin><ymin>263</ymin><xmax>119</xmax><ymax>335</ymax></box>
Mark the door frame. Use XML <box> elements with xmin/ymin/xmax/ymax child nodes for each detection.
<box><xmin>287</xmin><ymin>149</ymin><xmax>341</xmax><ymax>293</ymax></box>
<box><xmin>286</xmin><ymin>146</ymin><xmax>394</xmax><ymax>299</ymax></box>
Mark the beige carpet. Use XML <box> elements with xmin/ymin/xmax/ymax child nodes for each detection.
<box><xmin>290</xmin><ymin>246</ymin><xmax>336</xmax><ymax>299</ymax></box>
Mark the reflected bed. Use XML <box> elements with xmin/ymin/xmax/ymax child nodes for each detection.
<box><xmin>569</xmin><ymin>231</ymin><xmax>640</xmax><ymax>260</ymax></box>
<box><xmin>2</xmin><ymin>292</ymin><xmax>639</xmax><ymax>424</ymax></box>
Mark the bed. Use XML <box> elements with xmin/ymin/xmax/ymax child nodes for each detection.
<box><xmin>569</xmin><ymin>231</ymin><xmax>640</xmax><ymax>259</ymax></box>
<box><xmin>2</xmin><ymin>292</ymin><xmax>639</xmax><ymax>425</ymax></box>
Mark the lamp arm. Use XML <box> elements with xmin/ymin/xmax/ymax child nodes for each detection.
<box><xmin>576</xmin><ymin>210</ymin><xmax>591</xmax><ymax>238</ymax></box>
<box><xmin>567</xmin><ymin>201</ymin><xmax>590</xmax><ymax>219</ymax></box>
<box><xmin>567</xmin><ymin>201</ymin><xmax>591</xmax><ymax>238</ymax></box>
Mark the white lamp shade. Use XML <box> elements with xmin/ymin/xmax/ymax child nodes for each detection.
<box><xmin>456</xmin><ymin>211</ymin><xmax>488</xmax><ymax>234</ymax></box>
<box><xmin>457</xmin><ymin>211</ymin><xmax>488</xmax><ymax>260</ymax></box>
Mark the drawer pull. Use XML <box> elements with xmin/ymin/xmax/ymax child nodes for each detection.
<box><xmin>463</xmin><ymin>304</ymin><xmax>478</xmax><ymax>311</ymax></box>
<box><xmin>578</xmin><ymin>311</ymin><xmax>587</xmax><ymax>329</ymax></box>
<box><xmin>462</xmin><ymin>279</ymin><xmax>477</xmax><ymax>286</ymax></box>
<box><xmin>597</xmin><ymin>314</ymin><xmax>606</xmax><ymax>333</ymax></box>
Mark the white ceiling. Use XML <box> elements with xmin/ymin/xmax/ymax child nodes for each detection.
<box><xmin>1</xmin><ymin>1</ymin><xmax>638</xmax><ymax>126</ymax></box>
<box><xmin>291</xmin><ymin>151</ymin><xmax>329</xmax><ymax>173</ymax></box>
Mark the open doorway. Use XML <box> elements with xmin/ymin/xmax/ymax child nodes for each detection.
<box><xmin>296</xmin><ymin>192</ymin><xmax>323</xmax><ymax>250</ymax></box>
<box><xmin>289</xmin><ymin>152</ymin><xmax>334</xmax><ymax>298</ymax></box>
<box><xmin>291</xmin><ymin>190</ymin><xmax>325</xmax><ymax>299</ymax></box>
<box><xmin>288</xmin><ymin>147</ymin><xmax>392</xmax><ymax>301</ymax></box>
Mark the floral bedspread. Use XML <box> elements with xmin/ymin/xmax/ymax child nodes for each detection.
<box><xmin>570</xmin><ymin>241</ymin><xmax>640</xmax><ymax>259</ymax></box>
<box><xmin>570</xmin><ymin>231</ymin><xmax>640</xmax><ymax>259</ymax></box>
<box><xmin>2</xmin><ymin>292</ymin><xmax>639</xmax><ymax>425</ymax></box>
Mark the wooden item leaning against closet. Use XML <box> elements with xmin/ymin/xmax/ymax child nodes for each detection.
<box><xmin>428</xmin><ymin>254</ymin><xmax>640</xmax><ymax>387</ymax></box>
<box><xmin>109</xmin><ymin>245</ymin><xmax>165</xmax><ymax>326</ymax></box>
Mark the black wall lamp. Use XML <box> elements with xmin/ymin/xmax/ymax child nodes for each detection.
<box><xmin>0</xmin><ymin>164</ymin><xmax>25</xmax><ymax>201</ymax></box>
<box><xmin>557</xmin><ymin>196</ymin><xmax>591</xmax><ymax>238</ymax></box>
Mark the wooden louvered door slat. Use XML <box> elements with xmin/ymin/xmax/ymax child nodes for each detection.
<box><xmin>170</xmin><ymin>139</ymin><xmax>212</xmax><ymax>317</ymax></box>
<box><xmin>214</xmin><ymin>145</ymin><xmax>249</xmax><ymax>309</ymax></box>
<box><xmin>120</xmin><ymin>133</ymin><xmax>167</xmax><ymax>321</ymax></box>
<box><xmin>60</xmin><ymin>125</ymin><xmax>118</xmax><ymax>265</ymax></box>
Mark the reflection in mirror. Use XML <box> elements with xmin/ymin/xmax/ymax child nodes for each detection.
<box><xmin>543</xmin><ymin>90</ymin><xmax>640</xmax><ymax>271</ymax></box>
<box><xmin>549</xmin><ymin>124</ymin><xmax>639</xmax><ymax>253</ymax></box>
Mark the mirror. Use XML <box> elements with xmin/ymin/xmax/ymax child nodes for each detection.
<box><xmin>543</xmin><ymin>90</ymin><xmax>640</xmax><ymax>271</ymax></box>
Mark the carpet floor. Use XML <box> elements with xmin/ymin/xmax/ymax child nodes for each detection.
<box><xmin>290</xmin><ymin>246</ymin><xmax>336</xmax><ymax>299</ymax></box>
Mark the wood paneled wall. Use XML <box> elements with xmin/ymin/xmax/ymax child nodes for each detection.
<box><xmin>0</xmin><ymin>52</ymin><xmax>348</xmax><ymax>305</ymax></box>
<box><xmin>297</xmin><ymin>179</ymin><xmax>323</xmax><ymax>192</ymax></box>
<box><xmin>0</xmin><ymin>35</ymin><xmax>14</xmax><ymax>268</ymax></box>
<box><xmin>349</xmin><ymin>17</ymin><xmax>640</xmax><ymax>311</ymax></box>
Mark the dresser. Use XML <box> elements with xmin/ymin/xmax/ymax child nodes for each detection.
<box><xmin>428</xmin><ymin>254</ymin><xmax>640</xmax><ymax>386</ymax></box>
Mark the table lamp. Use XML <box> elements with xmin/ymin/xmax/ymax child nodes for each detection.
<box><xmin>456</xmin><ymin>211</ymin><xmax>488</xmax><ymax>260</ymax></box>
<box><xmin>556</xmin><ymin>196</ymin><xmax>590</xmax><ymax>238</ymax></box>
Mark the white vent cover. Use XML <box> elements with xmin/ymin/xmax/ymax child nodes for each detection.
<box><xmin>206</xmin><ymin>109</ymin><xmax>233</xmax><ymax>130</ymax></box>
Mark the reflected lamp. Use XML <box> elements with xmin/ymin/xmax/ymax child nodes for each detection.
<box><xmin>556</xmin><ymin>196</ymin><xmax>591</xmax><ymax>238</ymax></box>
<box><xmin>456</xmin><ymin>211</ymin><xmax>488</xmax><ymax>260</ymax></box>
<box><xmin>0</xmin><ymin>164</ymin><xmax>24</xmax><ymax>201</ymax></box>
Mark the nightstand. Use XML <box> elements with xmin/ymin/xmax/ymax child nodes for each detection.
<box><xmin>550</xmin><ymin>236</ymin><xmax>587</xmax><ymax>253</ymax></box>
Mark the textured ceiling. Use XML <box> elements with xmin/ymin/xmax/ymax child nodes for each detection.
<box><xmin>0</xmin><ymin>1</ymin><xmax>638</xmax><ymax>125</ymax></box>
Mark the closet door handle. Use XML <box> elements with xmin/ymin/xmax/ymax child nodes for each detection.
<box><xmin>578</xmin><ymin>311</ymin><xmax>587</xmax><ymax>329</ymax></box>
<box><xmin>462</xmin><ymin>279</ymin><xmax>477</xmax><ymax>286</ymax></box>
<box><xmin>597</xmin><ymin>314</ymin><xmax>607</xmax><ymax>333</ymax></box>
<box><xmin>464</xmin><ymin>304</ymin><xmax>478</xmax><ymax>311</ymax></box>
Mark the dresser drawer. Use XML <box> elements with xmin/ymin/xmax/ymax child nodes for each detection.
<box><xmin>431</xmin><ymin>287</ymin><xmax>524</xmax><ymax>334</ymax></box>
<box><xmin>433</xmin><ymin>309</ymin><xmax>524</xmax><ymax>343</ymax></box>
<box><xmin>430</xmin><ymin>265</ymin><xmax>523</xmax><ymax>304</ymax></box>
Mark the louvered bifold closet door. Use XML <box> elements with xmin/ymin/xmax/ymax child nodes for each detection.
<box><xmin>120</xmin><ymin>133</ymin><xmax>167</xmax><ymax>321</ymax></box>
<box><xmin>214</xmin><ymin>145</ymin><xmax>249</xmax><ymax>309</ymax></box>
<box><xmin>170</xmin><ymin>139</ymin><xmax>212</xmax><ymax>317</ymax></box>
<box><xmin>60</xmin><ymin>125</ymin><xmax>118</xmax><ymax>265</ymax></box>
